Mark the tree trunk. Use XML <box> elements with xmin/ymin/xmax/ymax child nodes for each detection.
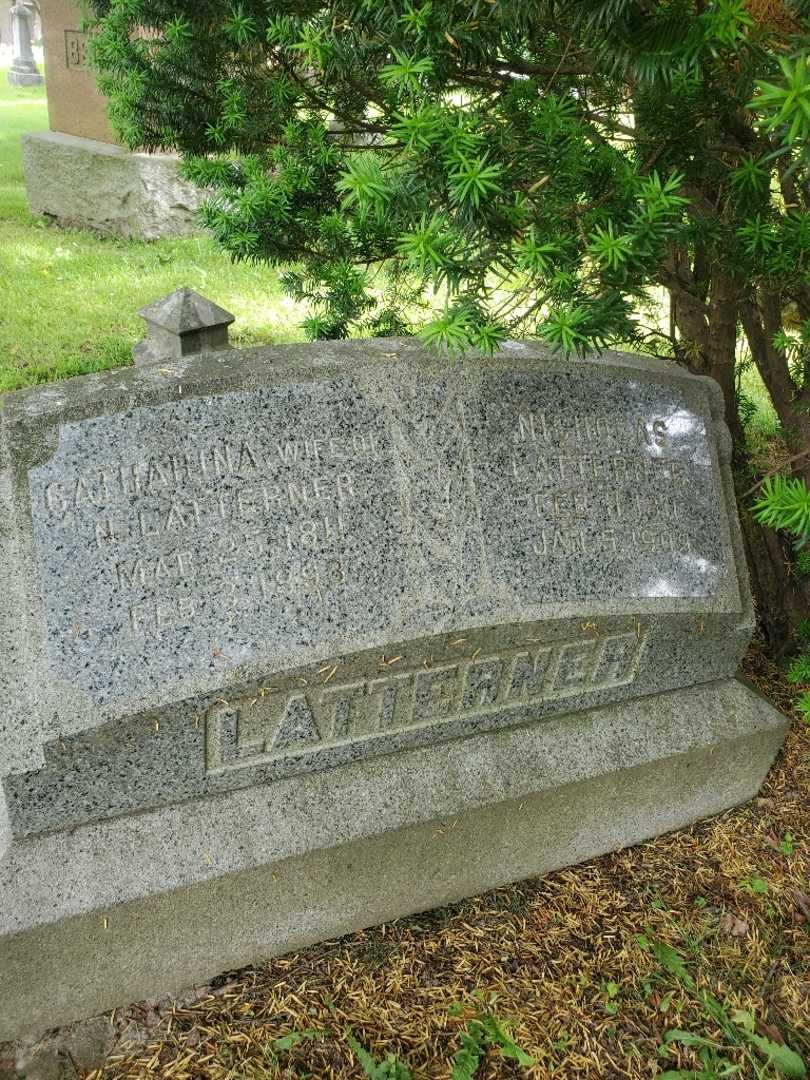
<box><xmin>670</xmin><ymin>269</ymin><xmax>745</xmax><ymax>445</ymax></box>
<box><xmin>706</xmin><ymin>271</ymin><xmax>746</xmax><ymax>447</ymax></box>
<box><xmin>737</xmin><ymin>488</ymin><xmax>808</xmax><ymax>655</ymax></box>
<box><xmin>669</xmin><ymin>274</ymin><xmax>810</xmax><ymax>650</ymax></box>
<box><xmin>740</xmin><ymin>289</ymin><xmax>810</xmax><ymax>485</ymax></box>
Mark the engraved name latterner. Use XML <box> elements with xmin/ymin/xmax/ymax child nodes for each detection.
<box><xmin>205</xmin><ymin>631</ymin><xmax>646</xmax><ymax>775</ymax></box>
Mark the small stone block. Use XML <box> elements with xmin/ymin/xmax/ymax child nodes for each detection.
<box><xmin>137</xmin><ymin>287</ymin><xmax>235</xmax><ymax>336</ymax></box>
<box><xmin>133</xmin><ymin>288</ymin><xmax>235</xmax><ymax>365</ymax></box>
<box><xmin>22</xmin><ymin>132</ymin><xmax>204</xmax><ymax>239</ymax></box>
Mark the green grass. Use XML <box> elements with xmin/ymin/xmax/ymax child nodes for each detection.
<box><xmin>740</xmin><ymin>362</ymin><xmax>780</xmax><ymax>438</ymax></box>
<box><xmin>0</xmin><ymin>70</ymin><xmax>49</xmax><ymax>221</ymax></box>
<box><xmin>0</xmin><ymin>70</ymin><xmax>303</xmax><ymax>392</ymax></box>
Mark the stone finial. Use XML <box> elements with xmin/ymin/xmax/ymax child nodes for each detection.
<box><xmin>8</xmin><ymin>2</ymin><xmax>44</xmax><ymax>86</ymax></box>
<box><xmin>132</xmin><ymin>287</ymin><xmax>235</xmax><ymax>366</ymax></box>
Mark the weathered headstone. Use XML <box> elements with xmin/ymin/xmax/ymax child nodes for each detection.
<box><xmin>0</xmin><ymin>338</ymin><xmax>787</xmax><ymax>1039</ymax></box>
<box><xmin>22</xmin><ymin>0</ymin><xmax>202</xmax><ymax>237</ymax></box>
<box><xmin>7</xmin><ymin>1</ymin><xmax>43</xmax><ymax>86</ymax></box>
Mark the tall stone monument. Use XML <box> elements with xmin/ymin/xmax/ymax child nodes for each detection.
<box><xmin>7</xmin><ymin>1</ymin><xmax>43</xmax><ymax>86</ymax></box>
<box><xmin>0</xmin><ymin>337</ymin><xmax>788</xmax><ymax>1040</ymax></box>
<box><xmin>22</xmin><ymin>0</ymin><xmax>202</xmax><ymax>237</ymax></box>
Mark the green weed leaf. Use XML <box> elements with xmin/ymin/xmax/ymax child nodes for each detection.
<box><xmin>479</xmin><ymin>1014</ymin><xmax>535</xmax><ymax>1066</ymax></box>
<box><xmin>658</xmin><ymin>1073</ymin><xmax>711</xmax><ymax>1079</ymax></box>
<box><xmin>345</xmin><ymin>1029</ymin><xmax>412</xmax><ymax>1079</ymax></box>
<box><xmin>451</xmin><ymin>1020</ymin><xmax>487</xmax><ymax>1079</ymax></box>
<box><xmin>744</xmin><ymin>1033</ymin><xmax>806</xmax><ymax>1077</ymax></box>
<box><xmin>738</xmin><ymin>876</ymin><xmax>769</xmax><ymax>896</ymax></box>
<box><xmin>273</xmin><ymin>1028</ymin><xmax>323</xmax><ymax>1051</ymax></box>
<box><xmin>650</xmin><ymin>940</ymin><xmax>696</xmax><ymax>990</ymax></box>
<box><xmin>664</xmin><ymin>1029</ymin><xmax>722</xmax><ymax>1049</ymax></box>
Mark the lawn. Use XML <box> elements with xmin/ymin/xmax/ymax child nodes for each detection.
<box><xmin>0</xmin><ymin>72</ymin><xmax>303</xmax><ymax>393</ymax></box>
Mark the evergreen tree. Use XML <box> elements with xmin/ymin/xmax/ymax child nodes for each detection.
<box><xmin>87</xmin><ymin>0</ymin><xmax>810</xmax><ymax>640</ymax></box>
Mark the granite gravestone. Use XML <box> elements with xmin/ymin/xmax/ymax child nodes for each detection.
<box><xmin>21</xmin><ymin>0</ymin><xmax>202</xmax><ymax>237</ymax></box>
<box><xmin>0</xmin><ymin>338</ymin><xmax>787</xmax><ymax>1039</ymax></box>
<box><xmin>39</xmin><ymin>0</ymin><xmax>112</xmax><ymax>143</ymax></box>
<box><xmin>7</xmin><ymin>2</ymin><xmax>44</xmax><ymax>86</ymax></box>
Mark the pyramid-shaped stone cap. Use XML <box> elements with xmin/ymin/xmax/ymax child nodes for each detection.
<box><xmin>137</xmin><ymin>287</ymin><xmax>235</xmax><ymax>335</ymax></box>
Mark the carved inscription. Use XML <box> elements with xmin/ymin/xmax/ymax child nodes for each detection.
<box><xmin>28</xmin><ymin>384</ymin><xmax>407</xmax><ymax>699</ymax></box>
<box><xmin>27</xmin><ymin>369</ymin><xmax>733</xmax><ymax>703</ymax></box>
<box><xmin>64</xmin><ymin>30</ymin><xmax>87</xmax><ymax>69</ymax></box>
<box><xmin>205</xmin><ymin>631</ymin><xmax>645</xmax><ymax>774</ymax></box>
<box><xmin>40</xmin><ymin>431</ymin><xmax>381</xmax><ymax>640</ymax></box>
<box><xmin>465</xmin><ymin>372</ymin><xmax>729</xmax><ymax>602</ymax></box>
<box><xmin>512</xmin><ymin>409</ymin><xmax>693</xmax><ymax>557</ymax></box>
<box><xmin>39</xmin><ymin>428</ymin><xmax>388</xmax><ymax>640</ymax></box>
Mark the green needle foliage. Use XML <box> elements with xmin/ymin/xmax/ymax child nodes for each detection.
<box><xmin>753</xmin><ymin>475</ymin><xmax>810</xmax><ymax>536</ymax></box>
<box><xmin>787</xmin><ymin>650</ymin><xmax>810</xmax><ymax>681</ymax></box>
<box><xmin>754</xmin><ymin>471</ymin><xmax>810</xmax><ymax>717</ymax></box>
<box><xmin>83</xmin><ymin>0</ymin><xmax>810</xmax><ymax>361</ymax></box>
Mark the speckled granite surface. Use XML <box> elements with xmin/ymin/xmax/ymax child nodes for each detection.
<box><xmin>0</xmin><ymin>338</ymin><xmax>787</xmax><ymax>1040</ymax></box>
<box><xmin>0</xmin><ymin>679</ymin><xmax>788</xmax><ymax>1040</ymax></box>
<box><xmin>0</xmin><ymin>339</ymin><xmax>751</xmax><ymax>840</ymax></box>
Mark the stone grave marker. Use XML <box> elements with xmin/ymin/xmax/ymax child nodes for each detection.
<box><xmin>39</xmin><ymin>0</ymin><xmax>112</xmax><ymax>143</ymax></box>
<box><xmin>8</xmin><ymin>2</ymin><xmax>44</xmax><ymax>86</ymax></box>
<box><xmin>22</xmin><ymin>0</ymin><xmax>202</xmax><ymax>237</ymax></box>
<box><xmin>0</xmin><ymin>337</ymin><xmax>788</xmax><ymax>1039</ymax></box>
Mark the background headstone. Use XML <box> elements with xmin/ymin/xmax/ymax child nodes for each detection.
<box><xmin>22</xmin><ymin>0</ymin><xmax>203</xmax><ymax>237</ymax></box>
<box><xmin>39</xmin><ymin>0</ymin><xmax>112</xmax><ymax>142</ymax></box>
<box><xmin>0</xmin><ymin>338</ymin><xmax>788</xmax><ymax>1040</ymax></box>
<box><xmin>8</xmin><ymin>1</ymin><xmax>43</xmax><ymax>85</ymax></box>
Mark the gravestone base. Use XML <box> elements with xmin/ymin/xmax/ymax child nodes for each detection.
<box><xmin>0</xmin><ymin>677</ymin><xmax>787</xmax><ymax>1041</ymax></box>
<box><xmin>7</xmin><ymin>66</ymin><xmax>44</xmax><ymax>87</ymax></box>
<box><xmin>22</xmin><ymin>131</ymin><xmax>203</xmax><ymax>239</ymax></box>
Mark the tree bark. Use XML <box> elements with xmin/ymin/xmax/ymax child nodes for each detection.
<box><xmin>668</xmin><ymin>272</ymin><xmax>810</xmax><ymax>649</ymax></box>
<box><xmin>706</xmin><ymin>271</ymin><xmax>746</xmax><ymax>447</ymax></box>
<box><xmin>737</xmin><ymin>491</ymin><xmax>809</xmax><ymax>655</ymax></box>
<box><xmin>740</xmin><ymin>288</ymin><xmax>810</xmax><ymax>485</ymax></box>
<box><xmin>668</xmin><ymin>266</ymin><xmax>745</xmax><ymax>445</ymax></box>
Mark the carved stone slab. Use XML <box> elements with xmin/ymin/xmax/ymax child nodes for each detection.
<box><xmin>0</xmin><ymin>339</ymin><xmax>753</xmax><ymax>842</ymax></box>
<box><xmin>0</xmin><ymin>338</ymin><xmax>788</xmax><ymax>1041</ymax></box>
